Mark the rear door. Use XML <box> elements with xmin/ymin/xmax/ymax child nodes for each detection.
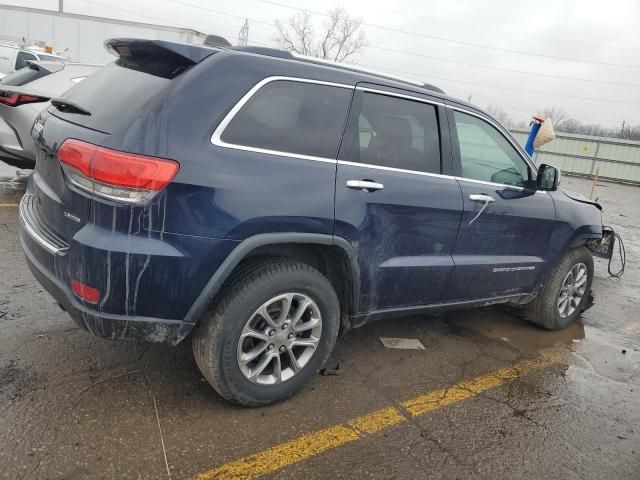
<box><xmin>334</xmin><ymin>85</ymin><xmax>463</xmax><ymax>313</ymax></box>
<box><xmin>442</xmin><ymin>106</ymin><xmax>556</xmax><ymax>301</ymax></box>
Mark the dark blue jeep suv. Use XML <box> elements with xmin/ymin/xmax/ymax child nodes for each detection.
<box><xmin>19</xmin><ymin>39</ymin><xmax>603</xmax><ymax>405</ymax></box>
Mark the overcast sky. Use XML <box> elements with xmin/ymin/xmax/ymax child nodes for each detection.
<box><xmin>4</xmin><ymin>0</ymin><xmax>640</xmax><ymax>127</ymax></box>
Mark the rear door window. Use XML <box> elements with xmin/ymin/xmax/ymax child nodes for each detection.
<box><xmin>219</xmin><ymin>80</ymin><xmax>352</xmax><ymax>159</ymax></box>
<box><xmin>339</xmin><ymin>91</ymin><xmax>441</xmax><ymax>174</ymax></box>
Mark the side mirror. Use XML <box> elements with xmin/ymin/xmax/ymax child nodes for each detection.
<box><xmin>536</xmin><ymin>164</ymin><xmax>561</xmax><ymax>191</ymax></box>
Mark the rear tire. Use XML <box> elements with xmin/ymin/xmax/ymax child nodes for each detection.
<box><xmin>525</xmin><ymin>246</ymin><xmax>594</xmax><ymax>330</ymax></box>
<box><xmin>192</xmin><ymin>258</ymin><xmax>340</xmax><ymax>406</ymax></box>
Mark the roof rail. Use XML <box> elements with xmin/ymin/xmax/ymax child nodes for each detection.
<box><xmin>230</xmin><ymin>45</ymin><xmax>294</xmax><ymax>60</ymax></box>
<box><xmin>224</xmin><ymin>46</ymin><xmax>445</xmax><ymax>95</ymax></box>
<box><xmin>289</xmin><ymin>52</ymin><xmax>445</xmax><ymax>94</ymax></box>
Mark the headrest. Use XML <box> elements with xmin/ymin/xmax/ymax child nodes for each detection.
<box><xmin>376</xmin><ymin>116</ymin><xmax>413</xmax><ymax>148</ymax></box>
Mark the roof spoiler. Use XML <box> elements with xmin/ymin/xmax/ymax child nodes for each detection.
<box><xmin>104</xmin><ymin>38</ymin><xmax>218</xmax><ymax>78</ymax></box>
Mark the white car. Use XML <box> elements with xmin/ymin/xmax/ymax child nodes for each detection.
<box><xmin>0</xmin><ymin>60</ymin><xmax>100</xmax><ymax>168</ymax></box>
<box><xmin>0</xmin><ymin>42</ymin><xmax>67</xmax><ymax>79</ymax></box>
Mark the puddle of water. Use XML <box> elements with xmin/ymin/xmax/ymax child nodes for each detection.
<box><xmin>446</xmin><ymin>307</ymin><xmax>586</xmax><ymax>352</ymax></box>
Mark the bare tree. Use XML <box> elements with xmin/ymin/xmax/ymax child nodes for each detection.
<box><xmin>555</xmin><ymin>117</ymin><xmax>640</xmax><ymax>140</ymax></box>
<box><xmin>486</xmin><ymin>105</ymin><xmax>514</xmax><ymax>128</ymax></box>
<box><xmin>539</xmin><ymin>107</ymin><xmax>567</xmax><ymax>128</ymax></box>
<box><xmin>275</xmin><ymin>7</ymin><xmax>367</xmax><ymax>63</ymax></box>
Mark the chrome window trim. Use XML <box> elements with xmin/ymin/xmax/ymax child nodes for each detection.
<box><xmin>356</xmin><ymin>86</ymin><xmax>445</xmax><ymax>107</ymax></box>
<box><xmin>338</xmin><ymin>160</ymin><xmax>456</xmax><ymax>181</ymax></box>
<box><xmin>211</xmin><ymin>76</ymin><xmax>354</xmax><ymax>164</ymax></box>
<box><xmin>455</xmin><ymin>176</ymin><xmax>524</xmax><ymax>190</ymax></box>
<box><xmin>454</xmin><ymin>176</ymin><xmax>547</xmax><ymax>195</ymax></box>
<box><xmin>337</xmin><ymin>161</ymin><xmax>545</xmax><ymax>194</ymax></box>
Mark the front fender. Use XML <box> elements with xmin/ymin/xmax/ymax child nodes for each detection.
<box><xmin>548</xmin><ymin>189</ymin><xmax>602</xmax><ymax>260</ymax></box>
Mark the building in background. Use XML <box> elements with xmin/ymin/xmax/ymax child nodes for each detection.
<box><xmin>0</xmin><ymin>4</ymin><xmax>207</xmax><ymax>64</ymax></box>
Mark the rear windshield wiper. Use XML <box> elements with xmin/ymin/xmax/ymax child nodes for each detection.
<box><xmin>51</xmin><ymin>98</ymin><xmax>92</xmax><ymax>116</ymax></box>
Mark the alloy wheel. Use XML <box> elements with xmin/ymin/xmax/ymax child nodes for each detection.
<box><xmin>237</xmin><ymin>293</ymin><xmax>322</xmax><ymax>385</ymax></box>
<box><xmin>557</xmin><ymin>262</ymin><xmax>588</xmax><ymax>318</ymax></box>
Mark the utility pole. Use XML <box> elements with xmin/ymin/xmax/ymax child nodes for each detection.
<box><xmin>620</xmin><ymin>119</ymin><xmax>627</xmax><ymax>139</ymax></box>
<box><xmin>467</xmin><ymin>93</ymin><xmax>472</xmax><ymax>102</ymax></box>
<box><xmin>238</xmin><ymin>19</ymin><xmax>249</xmax><ymax>46</ymax></box>
<box><xmin>59</xmin><ymin>0</ymin><xmax>63</xmax><ymax>13</ymax></box>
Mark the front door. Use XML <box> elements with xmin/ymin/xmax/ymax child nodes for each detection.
<box><xmin>334</xmin><ymin>86</ymin><xmax>463</xmax><ymax>314</ymax></box>
<box><xmin>443</xmin><ymin>107</ymin><xmax>556</xmax><ymax>301</ymax></box>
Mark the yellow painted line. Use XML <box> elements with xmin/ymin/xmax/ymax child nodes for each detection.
<box><xmin>192</xmin><ymin>352</ymin><xmax>560</xmax><ymax>480</ymax></box>
<box><xmin>348</xmin><ymin>406</ymin><xmax>405</xmax><ymax>434</ymax></box>
<box><xmin>0</xmin><ymin>203</ymin><xmax>19</xmax><ymax>207</ymax></box>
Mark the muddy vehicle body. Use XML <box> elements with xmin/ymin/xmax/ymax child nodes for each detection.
<box><xmin>19</xmin><ymin>39</ymin><xmax>602</xmax><ymax>405</ymax></box>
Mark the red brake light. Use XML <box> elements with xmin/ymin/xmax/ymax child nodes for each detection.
<box><xmin>70</xmin><ymin>279</ymin><xmax>101</xmax><ymax>303</ymax></box>
<box><xmin>57</xmin><ymin>139</ymin><xmax>180</xmax><ymax>203</ymax></box>
<box><xmin>0</xmin><ymin>91</ymin><xmax>49</xmax><ymax>107</ymax></box>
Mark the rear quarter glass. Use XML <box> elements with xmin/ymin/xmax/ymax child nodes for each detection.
<box><xmin>220</xmin><ymin>79</ymin><xmax>352</xmax><ymax>159</ymax></box>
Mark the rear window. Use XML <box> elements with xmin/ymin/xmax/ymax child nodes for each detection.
<box><xmin>49</xmin><ymin>62</ymin><xmax>170</xmax><ymax>134</ymax></box>
<box><xmin>0</xmin><ymin>65</ymin><xmax>48</xmax><ymax>86</ymax></box>
<box><xmin>36</xmin><ymin>54</ymin><xmax>64</xmax><ymax>62</ymax></box>
<box><xmin>15</xmin><ymin>51</ymin><xmax>37</xmax><ymax>70</ymax></box>
<box><xmin>220</xmin><ymin>80</ymin><xmax>352</xmax><ymax>159</ymax></box>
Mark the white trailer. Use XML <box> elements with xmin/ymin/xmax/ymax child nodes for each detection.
<box><xmin>0</xmin><ymin>4</ymin><xmax>208</xmax><ymax>65</ymax></box>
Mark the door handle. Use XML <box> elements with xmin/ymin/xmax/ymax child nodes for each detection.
<box><xmin>347</xmin><ymin>180</ymin><xmax>384</xmax><ymax>191</ymax></box>
<box><xmin>469</xmin><ymin>194</ymin><xmax>495</xmax><ymax>203</ymax></box>
<box><xmin>468</xmin><ymin>194</ymin><xmax>495</xmax><ymax>225</ymax></box>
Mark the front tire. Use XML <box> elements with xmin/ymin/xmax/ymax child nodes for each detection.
<box><xmin>525</xmin><ymin>246</ymin><xmax>594</xmax><ymax>330</ymax></box>
<box><xmin>192</xmin><ymin>258</ymin><xmax>340</xmax><ymax>406</ymax></box>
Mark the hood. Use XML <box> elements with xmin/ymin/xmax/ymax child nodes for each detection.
<box><xmin>561</xmin><ymin>188</ymin><xmax>602</xmax><ymax>210</ymax></box>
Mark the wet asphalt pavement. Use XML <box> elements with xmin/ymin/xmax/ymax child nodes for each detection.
<box><xmin>0</xmin><ymin>163</ymin><xmax>638</xmax><ymax>479</ymax></box>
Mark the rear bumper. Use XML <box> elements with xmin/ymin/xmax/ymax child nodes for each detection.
<box><xmin>20</xmin><ymin>229</ymin><xmax>194</xmax><ymax>345</ymax></box>
<box><xmin>18</xmin><ymin>190</ymin><xmax>238</xmax><ymax>345</ymax></box>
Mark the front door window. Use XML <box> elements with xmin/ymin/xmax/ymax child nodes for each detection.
<box><xmin>453</xmin><ymin>111</ymin><xmax>530</xmax><ymax>187</ymax></box>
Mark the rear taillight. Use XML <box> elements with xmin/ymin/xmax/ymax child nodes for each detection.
<box><xmin>0</xmin><ymin>90</ymin><xmax>49</xmax><ymax>107</ymax></box>
<box><xmin>57</xmin><ymin>139</ymin><xmax>179</xmax><ymax>204</ymax></box>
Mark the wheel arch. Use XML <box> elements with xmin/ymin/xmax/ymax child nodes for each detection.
<box><xmin>184</xmin><ymin>233</ymin><xmax>360</xmax><ymax>329</ymax></box>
